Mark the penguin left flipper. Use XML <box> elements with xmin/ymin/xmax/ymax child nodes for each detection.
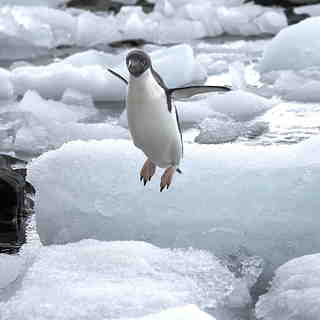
<box><xmin>168</xmin><ymin>85</ymin><xmax>231</xmax><ymax>100</ymax></box>
<box><xmin>107</xmin><ymin>68</ymin><xmax>128</xmax><ymax>84</ymax></box>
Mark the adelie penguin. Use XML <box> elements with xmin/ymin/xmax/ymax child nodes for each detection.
<box><xmin>108</xmin><ymin>50</ymin><xmax>231</xmax><ymax>192</ymax></box>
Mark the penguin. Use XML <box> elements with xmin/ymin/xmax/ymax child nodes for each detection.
<box><xmin>108</xmin><ymin>50</ymin><xmax>231</xmax><ymax>191</ymax></box>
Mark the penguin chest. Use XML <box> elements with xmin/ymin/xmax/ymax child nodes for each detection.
<box><xmin>127</xmin><ymin>78</ymin><xmax>181</xmax><ymax>167</ymax></box>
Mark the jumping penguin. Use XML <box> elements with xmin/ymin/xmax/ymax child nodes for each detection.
<box><xmin>108</xmin><ymin>50</ymin><xmax>231</xmax><ymax>192</ymax></box>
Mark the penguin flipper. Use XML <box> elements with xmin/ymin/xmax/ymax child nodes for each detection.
<box><xmin>107</xmin><ymin>68</ymin><xmax>128</xmax><ymax>85</ymax></box>
<box><xmin>169</xmin><ymin>85</ymin><xmax>231</xmax><ymax>100</ymax></box>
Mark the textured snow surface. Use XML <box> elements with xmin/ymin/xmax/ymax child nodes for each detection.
<box><xmin>28</xmin><ymin>137</ymin><xmax>320</xmax><ymax>268</ymax></box>
<box><xmin>256</xmin><ymin>253</ymin><xmax>320</xmax><ymax>320</ymax></box>
<box><xmin>10</xmin><ymin>45</ymin><xmax>205</xmax><ymax>101</ymax></box>
<box><xmin>0</xmin><ymin>240</ymin><xmax>245</xmax><ymax>319</ymax></box>
<box><xmin>0</xmin><ymin>254</ymin><xmax>24</xmax><ymax>291</ymax></box>
<box><xmin>260</xmin><ymin>17</ymin><xmax>320</xmax><ymax>72</ymax></box>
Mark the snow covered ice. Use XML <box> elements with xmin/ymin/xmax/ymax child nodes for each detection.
<box><xmin>0</xmin><ymin>239</ymin><xmax>252</xmax><ymax>320</ymax></box>
<box><xmin>28</xmin><ymin>137</ymin><xmax>320</xmax><ymax>270</ymax></box>
<box><xmin>256</xmin><ymin>253</ymin><xmax>320</xmax><ymax>320</ymax></box>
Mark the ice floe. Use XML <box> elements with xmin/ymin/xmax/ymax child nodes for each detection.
<box><xmin>28</xmin><ymin>136</ymin><xmax>320</xmax><ymax>269</ymax></box>
<box><xmin>256</xmin><ymin>253</ymin><xmax>320</xmax><ymax>320</ymax></box>
<box><xmin>0</xmin><ymin>239</ymin><xmax>251</xmax><ymax>319</ymax></box>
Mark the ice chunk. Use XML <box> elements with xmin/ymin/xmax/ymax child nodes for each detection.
<box><xmin>28</xmin><ymin>138</ymin><xmax>320</xmax><ymax>270</ymax></box>
<box><xmin>76</xmin><ymin>12</ymin><xmax>122</xmax><ymax>47</ymax></box>
<box><xmin>0</xmin><ymin>0</ymin><xmax>69</xmax><ymax>7</ymax></box>
<box><xmin>0</xmin><ymin>69</ymin><xmax>14</xmax><ymax>100</ymax></box>
<box><xmin>295</xmin><ymin>4</ymin><xmax>320</xmax><ymax>17</ymax></box>
<box><xmin>206</xmin><ymin>90</ymin><xmax>274</xmax><ymax>121</ymax></box>
<box><xmin>0</xmin><ymin>254</ymin><xmax>24</xmax><ymax>291</ymax></box>
<box><xmin>63</xmin><ymin>49</ymin><xmax>124</xmax><ymax>68</ymax></box>
<box><xmin>256</xmin><ymin>253</ymin><xmax>320</xmax><ymax>320</ymax></box>
<box><xmin>0</xmin><ymin>239</ymin><xmax>242</xmax><ymax>319</ymax></box>
<box><xmin>259</xmin><ymin>69</ymin><xmax>320</xmax><ymax>102</ymax></box>
<box><xmin>195</xmin><ymin>117</ymin><xmax>244</xmax><ymax>144</ymax></box>
<box><xmin>0</xmin><ymin>91</ymin><xmax>128</xmax><ymax>154</ymax></box>
<box><xmin>18</xmin><ymin>90</ymin><xmax>93</xmax><ymax>123</ymax></box>
<box><xmin>0</xmin><ymin>6</ymin><xmax>77</xmax><ymax>51</ymax></box>
<box><xmin>61</xmin><ymin>88</ymin><xmax>94</xmax><ymax>108</ymax></box>
<box><xmin>260</xmin><ymin>17</ymin><xmax>320</xmax><ymax>72</ymax></box>
<box><xmin>122</xmin><ymin>305</ymin><xmax>216</xmax><ymax>320</ymax></box>
<box><xmin>12</xmin><ymin>62</ymin><xmax>127</xmax><ymax>101</ymax></box>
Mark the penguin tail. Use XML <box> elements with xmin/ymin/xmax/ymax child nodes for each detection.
<box><xmin>176</xmin><ymin>168</ymin><xmax>182</xmax><ymax>174</ymax></box>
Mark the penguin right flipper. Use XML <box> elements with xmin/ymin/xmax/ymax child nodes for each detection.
<box><xmin>107</xmin><ymin>68</ymin><xmax>128</xmax><ymax>85</ymax></box>
<box><xmin>169</xmin><ymin>85</ymin><xmax>231</xmax><ymax>100</ymax></box>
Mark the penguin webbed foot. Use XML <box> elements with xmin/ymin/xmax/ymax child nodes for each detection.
<box><xmin>160</xmin><ymin>166</ymin><xmax>176</xmax><ymax>192</ymax></box>
<box><xmin>140</xmin><ymin>159</ymin><xmax>156</xmax><ymax>186</ymax></box>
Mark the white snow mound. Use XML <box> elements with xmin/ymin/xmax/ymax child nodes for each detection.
<box><xmin>0</xmin><ymin>239</ymin><xmax>240</xmax><ymax>319</ymax></box>
<box><xmin>256</xmin><ymin>253</ymin><xmax>320</xmax><ymax>320</ymax></box>
<box><xmin>260</xmin><ymin>17</ymin><xmax>320</xmax><ymax>72</ymax></box>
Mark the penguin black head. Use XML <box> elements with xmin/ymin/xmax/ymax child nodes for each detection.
<box><xmin>126</xmin><ymin>50</ymin><xmax>151</xmax><ymax>78</ymax></box>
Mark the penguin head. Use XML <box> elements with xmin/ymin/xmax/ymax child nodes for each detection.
<box><xmin>126</xmin><ymin>50</ymin><xmax>151</xmax><ymax>78</ymax></box>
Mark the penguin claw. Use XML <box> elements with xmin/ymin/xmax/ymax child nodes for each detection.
<box><xmin>160</xmin><ymin>167</ymin><xmax>175</xmax><ymax>192</ymax></box>
<box><xmin>140</xmin><ymin>159</ymin><xmax>156</xmax><ymax>186</ymax></box>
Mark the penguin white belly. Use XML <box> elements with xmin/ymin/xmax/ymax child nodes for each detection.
<box><xmin>127</xmin><ymin>71</ymin><xmax>182</xmax><ymax>168</ymax></box>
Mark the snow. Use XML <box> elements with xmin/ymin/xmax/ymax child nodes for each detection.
<box><xmin>0</xmin><ymin>239</ymin><xmax>249</xmax><ymax>319</ymax></box>
<box><xmin>260</xmin><ymin>17</ymin><xmax>320</xmax><ymax>72</ymax></box>
<box><xmin>11</xmin><ymin>45</ymin><xmax>206</xmax><ymax>101</ymax></box>
<box><xmin>0</xmin><ymin>6</ymin><xmax>77</xmax><ymax>60</ymax></box>
<box><xmin>28</xmin><ymin>136</ymin><xmax>320</xmax><ymax>269</ymax></box>
<box><xmin>0</xmin><ymin>254</ymin><xmax>24</xmax><ymax>291</ymax></box>
<box><xmin>256</xmin><ymin>253</ymin><xmax>320</xmax><ymax>320</ymax></box>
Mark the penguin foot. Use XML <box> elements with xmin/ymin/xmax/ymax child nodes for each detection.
<box><xmin>140</xmin><ymin>159</ymin><xmax>156</xmax><ymax>185</ymax></box>
<box><xmin>160</xmin><ymin>166</ymin><xmax>175</xmax><ymax>192</ymax></box>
